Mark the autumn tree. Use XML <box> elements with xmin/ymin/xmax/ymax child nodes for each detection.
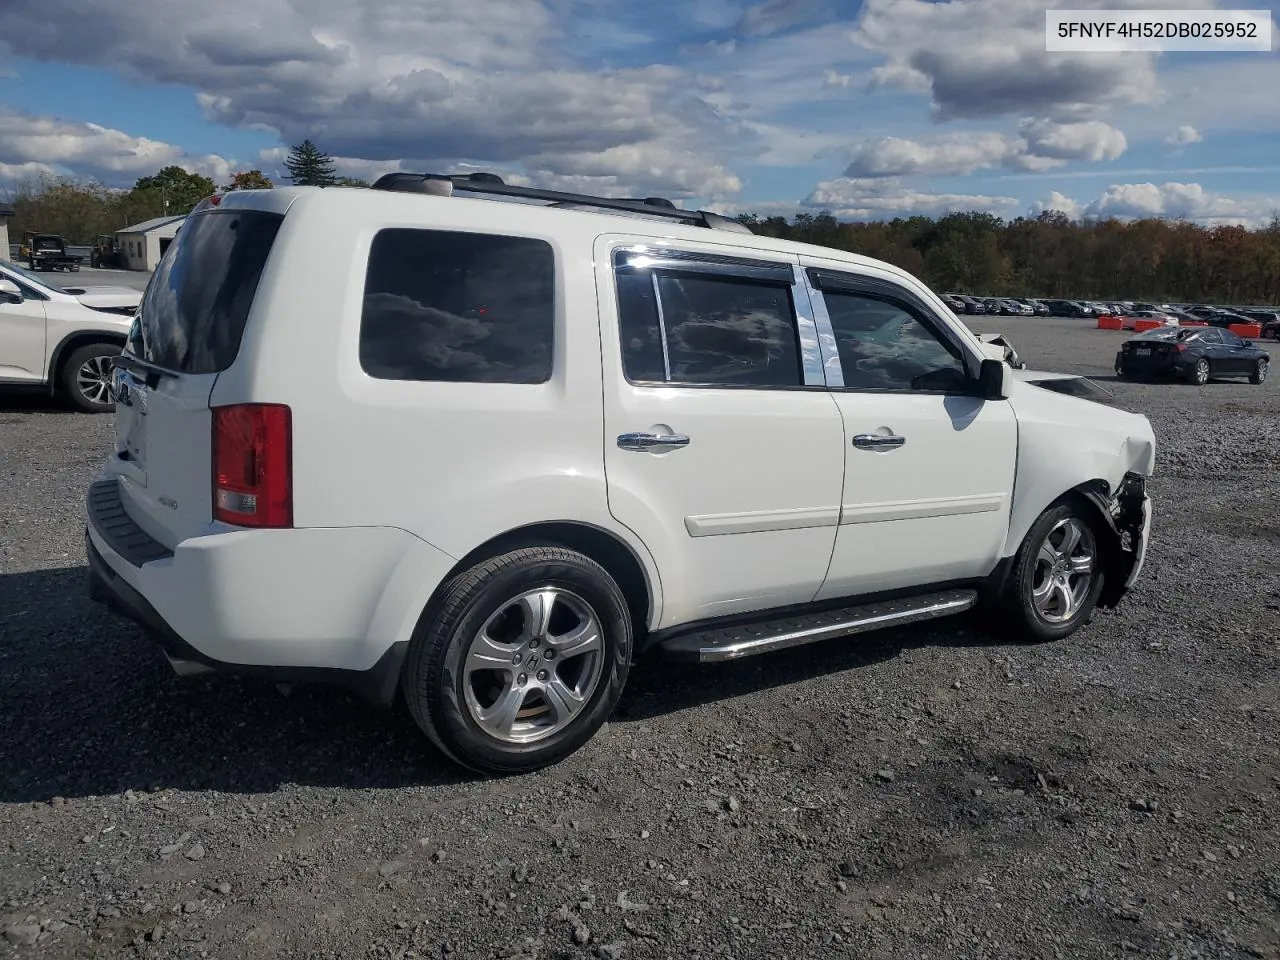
<box><xmin>224</xmin><ymin>170</ymin><xmax>274</xmax><ymax>191</ymax></box>
<box><xmin>284</xmin><ymin>140</ymin><xmax>337</xmax><ymax>186</ymax></box>
<box><xmin>131</xmin><ymin>165</ymin><xmax>217</xmax><ymax>216</ymax></box>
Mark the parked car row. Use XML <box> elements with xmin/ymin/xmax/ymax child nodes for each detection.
<box><xmin>942</xmin><ymin>292</ymin><xmax>1280</xmax><ymax>337</ymax></box>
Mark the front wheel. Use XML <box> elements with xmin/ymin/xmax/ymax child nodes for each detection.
<box><xmin>61</xmin><ymin>343</ymin><xmax>119</xmax><ymax>413</ymax></box>
<box><xmin>401</xmin><ymin>546</ymin><xmax>633</xmax><ymax>775</ymax></box>
<box><xmin>997</xmin><ymin>502</ymin><xmax>1105</xmax><ymax>643</ymax></box>
<box><xmin>1251</xmin><ymin>359</ymin><xmax>1268</xmax><ymax>385</ymax></box>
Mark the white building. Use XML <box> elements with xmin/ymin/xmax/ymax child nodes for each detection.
<box><xmin>0</xmin><ymin>203</ymin><xmax>13</xmax><ymax>262</ymax></box>
<box><xmin>115</xmin><ymin>215</ymin><xmax>185</xmax><ymax>271</ymax></box>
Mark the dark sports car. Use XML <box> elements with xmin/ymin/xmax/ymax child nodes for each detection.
<box><xmin>1115</xmin><ymin>326</ymin><xmax>1270</xmax><ymax>385</ymax></box>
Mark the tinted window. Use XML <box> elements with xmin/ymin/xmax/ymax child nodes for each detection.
<box><xmin>135</xmin><ymin>210</ymin><xmax>282</xmax><ymax>373</ymax></box>
<box><xmin>1199</xmin><ymin>329</ymin><xmax>1222</xmax><ymax>344</ymax></box>
<box><xmin>617</xmin><ymin>272</ymin><xmax>801</xmax><ymax>387</ymax></box>
<box><xmin>616</xmin><ymin>272</ymin><xmax>667</xmax><ymax>382</ymax></box>
<box><xmin>1219</xmin><ymin>329</ymin><xmax>1243</xmax><ymax>346</ymax></box>
<box><xmin>824</xmin><ymin>291</ymin><xmax>966</xmax><ymax>392</ymax></box>
<box><xmin>360</xmin><ymin>229</ymin><xmax>555</xmax><ymax>384</ymax></box>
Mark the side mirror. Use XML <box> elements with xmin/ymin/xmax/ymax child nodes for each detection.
<box><xmin>976</xmin><ymin>358</ymin><xmax>1009</xmax><ymax>400</ymax></box>
<box><xmin>1242</xmin><ymin>340</ymin><xmax>1253</xmax><ymax>347</ymax></box>
<box><xmin>0</xmin><ymin>278</ymin><xmax>22</xmax><ymax>302</ymax></box>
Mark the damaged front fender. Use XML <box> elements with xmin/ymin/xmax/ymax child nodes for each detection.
<box><xmin>1079</xmin><ymin>472</ymin><xmax>1151</xmax><ymax>609</ymax></box>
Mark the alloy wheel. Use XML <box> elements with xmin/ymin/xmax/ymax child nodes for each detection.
<box><xmin>1031</xmin><ymin>517</ymin><xmax>1096</xmax><ymax>624</ymax></box>
<box><xmin>462</xmin><ymin>587</ymin><xmax>605</xmax><ymax>745</ymax></box>
<box><xmin>76</xmin><ymin>355</ymin><xmax>114</xmax><ymax>407</ymax></box>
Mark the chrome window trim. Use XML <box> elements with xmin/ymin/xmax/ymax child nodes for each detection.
<box><xmin>650</xmin><ymin>271</ymin><xmax>673</xmax><ymax>382</ymax></box>
<box><xmin>795</xmin><ymin>265</ymin><xmax>844</xmax><ymax>388</ymax></box>
<box><xmin>613</xmin><ymin>247</ymin><xmax>795</xmax><ymax>285</ymax></box>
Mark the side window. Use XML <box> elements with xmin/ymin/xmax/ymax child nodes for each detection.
<box><xmin>822</xmin><ymin>290</ymin><xmax>967</xmax><ymax>392</ymax></box>
<box><xmin>617</xmin><ymin>270</ymin><xmax>802</xmax><ymax>388</ymax></box>
<box><xmin>360</xmin><ymin>228</ymin><xmax>555</xmax><ymax>384</ymax></box>
<box><xmin>1198</xmin><ymin>329</ymin><xmax>1221</xmax><ymax>344</ymax></box>
<box><xmin>1219</xmin><ymin>329</ymin><xmax>1243</xmax><ymax>347</ymax></box>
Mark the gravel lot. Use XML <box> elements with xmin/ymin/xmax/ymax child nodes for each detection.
<box><xmin>2</xmin><ymin>316</ymin><xmax>1278</xmax><ymax>960</ymax></box>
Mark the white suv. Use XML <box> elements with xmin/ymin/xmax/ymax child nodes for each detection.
<box><xmin>85</xmin><ymin>175</ymin><xmax>1155</xmax><ymax>774</ymax></box>
<box><xmin>0</xmin><ymin>260</ymin><xmax>142</xmax><ymax>411</ymax></box>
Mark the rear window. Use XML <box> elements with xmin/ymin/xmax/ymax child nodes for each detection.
<box><xmin>133</xmin><ymin>210</ymin><xmax>283</xmax><ymax>373</ymax></box>
<box><xmin>359</xmin><ymin>228</ymin><xmax>555</xmax><ymax>384</ymax></box>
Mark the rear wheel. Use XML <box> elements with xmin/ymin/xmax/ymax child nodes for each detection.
<box><xmin>1190</xmin><ymin>358</ymin><xmax>1210</xmax><ymax>385</ymax></box>
<box><xmin>1251</xmin><ymin>359</ymin><xmax>1268</xmax><ymax>385</ymax></box>
<box><xmin>997</xmin><ymin>501</ymin><xmax>1105</xmax><ymax>643</ymax></box>
<box><xmin>61</xmin><ymin>343</ymin><xmax>119</xmax><ymax>413</ymax></box>
<box><xmin>401</xmin><ymin>546</ymin><xmax>632</xmax><ymax>775</ymax></box>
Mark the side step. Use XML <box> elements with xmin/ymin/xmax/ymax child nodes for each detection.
<box><xmin>659</xmin><ymin>589</ymin><xmax>978</xmax><ymax>663</ymax></box>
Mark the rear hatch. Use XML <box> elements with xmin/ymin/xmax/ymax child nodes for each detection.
<box><xmin>111</xmin><ymin>204</ymin><xmax>284</xmax><ymax>549</ymax></box>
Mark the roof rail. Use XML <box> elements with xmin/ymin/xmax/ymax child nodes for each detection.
<box><xmin>369</xmin><ymin>172</ymin><xmax>753</xmax><ymax>234</ymax></box>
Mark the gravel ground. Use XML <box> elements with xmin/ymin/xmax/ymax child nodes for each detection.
<box><xmin>2</xmin><ymin>316</ymin><xmax>1278</xmax><ymax>960</ymax></box>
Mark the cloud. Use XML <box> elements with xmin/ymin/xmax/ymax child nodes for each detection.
<box><xmin>0</xmin><ymin>108</ymin><xmax>234</xmax><ymax>185</ymax></box>
<box><xmin>1029</xmin><ymin>190</ymin><xmax>1084</xmax><ymax>220</ymax></box>
<box><xmin>1165</xmin><ymin>125</ymin><xmax>1203</xmax><ymax>147</ymax></box>
<box><xmin>842</xmin><ymin>120</ymin><xmax>1126</xmax><ymax>178</ymax></box>
<box><xmin>806</xmin><ymin>176</ymin><xmax>1019</xmax><ymax>220</ymax></box>
<box><xmin>822</xmin><ymin>69</ymin><xmax>852</xmax><ymax>89</ymax></box>
<box><xmin>1018</xmin><ymin>118</ymin><xmax>1126</xmax><ymax>163</ymax></box>
<box><xmin>1035</xmin><ymin>182</ymin><xmax>1280</xmax><ymax>228</ymax></box>
<box><xmin>736</xmin><ymin>0</ymin><xmax>833</xmax><ymax>36</ymax></box>
<box><xmin>852</xmin><ymin>0</ymin><xmax>1224</xmax><ymax>121</ymax></box>
<box><xmin>0</xmin><ymin>0</ymin><xmax>743</xmax><ymax>200</ymax></box>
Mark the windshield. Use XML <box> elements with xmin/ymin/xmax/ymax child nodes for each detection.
<box><xmin>0</xmin><ymin>260</ymin><xmax>69</xmax><ymax>294</ymax></box>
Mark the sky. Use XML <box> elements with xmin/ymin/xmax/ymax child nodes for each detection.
<box><xmin>1</xmin><ymin>0</ymin><xmax>1278</xmax><ymax>226</ymax></box>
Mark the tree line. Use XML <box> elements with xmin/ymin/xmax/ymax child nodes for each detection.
<box><xmin>9</xmin><ymin>139</ymin><xmax>1280</xmax><ymax>305</ymax></box>
<box><xmin>5</xmin><ymin>140</ymin><xmax>364</xmax><ymax>246</ymax></box>
<box><xmin>735</xmin><ymin>209</ymin><xmax>1280</xmax><ymax>306</ymax></box>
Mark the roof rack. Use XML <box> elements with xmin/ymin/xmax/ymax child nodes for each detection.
<box><xmin>369</xmin><ymin>172</ymin><xmax>753</xmax><ymax>234</ymax></box>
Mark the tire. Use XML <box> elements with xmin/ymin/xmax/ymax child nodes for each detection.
<box><xmin>997</xmin><ymin>501</ymin><xmax>1106</xmax><ymax>643</ymax></box>
<box><xmin>401</xmin><ymin>546</ymin><xmax>633</xmax><ymax>775</ymax></box>
<box><xmin>1251</xmin><ymin>359</ymin><xmax>1268</xmax><ymax>385</ymax></box>
<box><xmin>61</xmin><ymin>342</ymin><xmax>119</xmax><ymax>413</ymax></box>
<box><xmin>91</xmin><ymin>254</ymin><xmax>101</xmax><ymax>268</ymax></box>
<box><xmin>1190</xmin><ymin>358</ymin><xmax>1210</xmax><ymax>385</ymax></box>
<box><xmin>1113</xmin><ymin>353</ymin><xmax>1125</xmax><ymax>378</ymax></box>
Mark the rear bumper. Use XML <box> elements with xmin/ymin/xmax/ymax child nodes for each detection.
<box><xmin>85</xmin><ymin>477</ymin><xmax>458</xmax><ymax>705</ymax></box>
<box><xmin>1116</xmin><ymin>351</ymin><xmax>1188</xmax><ymax>377</ymax></box>
<box><xmin>87</xmin><ymin>532</ymin><xmax>408</xmax><ymax>705</ymax></box>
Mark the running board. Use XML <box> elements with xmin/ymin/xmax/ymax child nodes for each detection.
<box><xmin>659</xmin><ymin>589</ymin><xmax>978</xmax><ymax>663</ymax></box>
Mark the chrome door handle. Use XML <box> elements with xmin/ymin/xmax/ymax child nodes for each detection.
<box><xmin>852</xmin><ymin>433</ymin><xmax>905</xmax><ymax>449</ymax></box>
<box><xmin>617</xmin><ymin>432</ymin><xmax>691</xmax><ymax>451</ymax></box>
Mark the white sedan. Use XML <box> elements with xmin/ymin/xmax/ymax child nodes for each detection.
<box><xmin>0</xmin><ymin>261</ymin><xmax>141</xmax><ymax>412</ymax></box>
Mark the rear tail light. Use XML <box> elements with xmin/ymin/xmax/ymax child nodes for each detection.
<box><xmin>212</xmin><ymin>404</ymin><xmax>292</xmax><ymax>528</ymax></box>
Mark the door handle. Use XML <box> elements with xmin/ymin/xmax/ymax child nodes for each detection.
<box><xmin>852</xmin><ymin>433</ymin><xmax>906</xmax><ymax>450</ymax></box>
<box><xmin>617</xmin><ymin>432</ymin><xmax>691</xmax><ymax>451</ymax></box>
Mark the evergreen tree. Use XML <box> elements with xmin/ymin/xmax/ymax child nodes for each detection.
<box><xmin>284</xmin><ymin>140</ymin><xmax>337</xmax><ymax>186</ymax></box>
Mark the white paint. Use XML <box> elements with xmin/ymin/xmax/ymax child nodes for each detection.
<box><xmin>87</xmin><ymin>184</ymin><xmax>1157</xmax><ymax>676</ymax></box>
<box><xmin>0</xmin><ymin>259</ymin><xmax>136</xmax><ymax>384</ymax></box>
